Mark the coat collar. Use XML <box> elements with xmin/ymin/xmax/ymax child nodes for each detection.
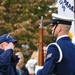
<box><xmin>56</xmin><ymin>35</ymin><xmax>69</xmax><ymax>42</ymax></box>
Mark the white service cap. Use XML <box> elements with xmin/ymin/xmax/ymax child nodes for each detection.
<box><xmin>50</xmin><ymin>13</ymin><xmax>75</xmax><ymax>26</ymax></box>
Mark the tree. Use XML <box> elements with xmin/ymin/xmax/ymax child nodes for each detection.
<box><xmin>0</xmin><ymin>0</ymin><xmax>57</xmax><ymax>63</ymax></box>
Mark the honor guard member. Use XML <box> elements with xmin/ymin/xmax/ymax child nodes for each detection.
<box><xmin>35</xmin><ymin>13</ymin><xmax>75</xmax><ymax>75</ymax></box>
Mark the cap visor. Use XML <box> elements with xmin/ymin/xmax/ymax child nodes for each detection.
<box><xmin>8</xmin><ymin>39</ymin><xmax>18</xmax><ymax>43</ymax></box>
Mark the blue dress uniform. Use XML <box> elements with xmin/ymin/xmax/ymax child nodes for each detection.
<box><xmin>37</xmin><ymin>36</ymin><xmax>75</xmax><ymax>75</ymax></box>
<box><xmin>36</xmin><ymin>13</ymin><xmax>75</xmax><ymax>75</ymax></box>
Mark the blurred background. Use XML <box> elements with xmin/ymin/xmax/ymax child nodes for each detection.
<box><xmin>0</xmin><ymin>0</ymin><xmax>57</xmax><ymax>63</ymax></box>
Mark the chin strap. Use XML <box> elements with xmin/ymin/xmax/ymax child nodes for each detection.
<box><xmin>53</xmin><ymin>24</ymin><xmax>58</xmax><ymax>37</ymax></box>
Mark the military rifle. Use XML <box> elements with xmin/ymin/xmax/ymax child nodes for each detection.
<box><xmin>38</xmin><ymin>16</ymin><xmax>44</xmax><ymax>66</ymax></box>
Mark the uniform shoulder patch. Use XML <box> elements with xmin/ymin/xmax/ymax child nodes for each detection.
<box><xmin>46</xmin><ymin>53</ymin><xmax>52</xmax><ymax>59</ymax></box>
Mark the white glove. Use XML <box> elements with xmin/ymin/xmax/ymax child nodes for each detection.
<box><xmin>35</xmin><ymin>65</ymin><xmax>43</xmax><ymax>74</ymax></box>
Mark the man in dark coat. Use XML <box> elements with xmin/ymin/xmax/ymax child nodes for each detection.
<box><xmin>0</xmin><ymin>34</ymin><xmax>19</xmax><ymax>75</ymax></box>
<box><xmin>35</xmin><ymin>13</ymin><xmax>75</xmax><ymax>75</ymax></box>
